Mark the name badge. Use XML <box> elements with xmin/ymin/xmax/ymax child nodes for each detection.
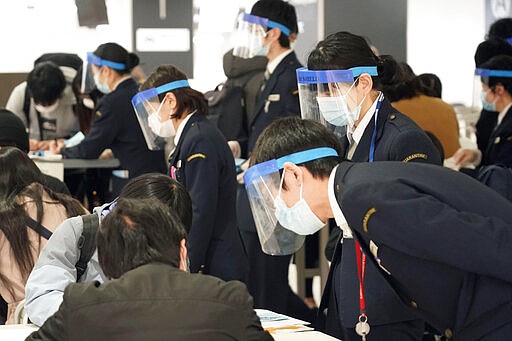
<box><xmin>268</xmin><ymin>94</ymin><xmax>280</xmax><ymax>101</ymax></box>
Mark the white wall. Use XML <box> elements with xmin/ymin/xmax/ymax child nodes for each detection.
<box><xmin>0</xmin><ymin>0</ymin><xmax>132</xmax><ymax>73</ymax></box>
<box><xmin>407</xmin><ymin>0</ymin><xmax>485</xmax><ymax>106</ymax></box>
<box><xmin>0</xmin><ymin>0</ymin><xmax>489</xmax><ymax>106</ymax></box>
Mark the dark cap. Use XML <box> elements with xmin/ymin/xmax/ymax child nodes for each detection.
<box><xmin>0</xmin><ymin>109</ymin><xmax>30</xmax><ymax>153</ymax></box>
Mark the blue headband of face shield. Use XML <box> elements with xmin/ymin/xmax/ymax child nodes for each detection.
<box><xmin>243</xmin><ymin>147</ymin><xmax>339</xmax><ymax>188</ymax></box>
<box><xmin>296</xmin><ymin>66</ymin><xmax>379</xmax><ymax>84</ymax></box>
<box><xmin>474</xmin><ymin>68</ymin><xmax>512</xmax><ymax>78</ymax></box>
<box><xmin>243</xmin><ymin>13</ymin><xmax>292</xmax><ymax>37</ymax></box>
<box><xmin>87</xmin><ymin>52</ymin><xmax>127</xmax><ymax>71</ymax></box>
<box><xmin>131</xmin><ymin>80</ymin><xmax>191</xmax><ymax>107</ymax></box>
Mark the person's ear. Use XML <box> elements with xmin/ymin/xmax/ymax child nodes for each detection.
<box><xmin>356</xmin><ymin>73</ymin><xmax>373</xmax><ymax>95</ymax></box>
<box><xmin>164</xmin><ymin>92</ymin><xmax>177</xmax><ymax>111</ymax></box>
<box><xmin>266</xmin><ymin>27</ymin><xmax>281</xmax><ymax>43</ymax></box>
<box><xmin>179</xmin><ymin>238</ymin><xmax>188</xmax><ymax>271</ymax></box>
<box><xmin>282</xmin><ymin>162</ymin><xmax>303</xmax><ymax>190</ymax></box>
<box><xmin>494</xmin><ymin>84</ymin><xmax>505</xmax><ymax>96</ymax></box>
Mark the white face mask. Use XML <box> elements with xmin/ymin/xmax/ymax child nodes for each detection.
<box><xmin>316</xmin><ymin>82</ymin><xmax>366</xmax><ymax>127</ymax></box>
<box><xmin>34</xmin><ymin>100</ymin><xmax>60</xmax><ymax>116</ymax></box>
<box><xmin>273</xmin><ymin>170</ymin><xmax>325</xmax><ymax>235</ymax></box>
<box><xmin>147</xmin><ymin>100</ymin><xmax>176</xmax><ymax>138</ymax></box>
<box><xmin>94</xmin><ymin>73</ymin><xmax>111</xmax><ymax>95</ymax></box>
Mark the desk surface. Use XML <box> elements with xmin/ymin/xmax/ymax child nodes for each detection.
<box><xmin>273</xmin><ymin>331</ymin><xmax>339</xmax><ymax>340</ymax></box>
<box><xmin>0</xmin><ymin>324</ymin><xmax>38</xmax><ymax>340</ymax></box>
<box><xmin>63</xmin><ymin>158</ymin><xmax>120</xmax><ymax>169</ymax></box>
<box><xmin>0</xmin><ymin>325</ymin><xmax>339</xmax><ymax>340</ymax></box>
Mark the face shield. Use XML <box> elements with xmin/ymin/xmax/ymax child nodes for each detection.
<box><xmin>131</xmin><ymin>80</ymin><xmax>190</xmax><ymax>150</ymax></box>
<box><xmin>232</xmin><ymin>13</ymin><xmax>291</xmax><ymax>59</ymax></box>
<box><xmin>297</xmin><ymin>66</ymin><xmax>378</xmax><ymax>139</ymax></box>
<box><xmin>243</xmin><ymin>147</ymin><xmax>339</xmax><ymax>255</ymax></box>
<box><xmin>473</xmin><ymin>68</ymin><xmax>512</xmax><ymax>112</ymax></box>
<box><xmin>81</xmin><ymin>52</ymin><xmax>127</xmax><ymax>94</ymax></box>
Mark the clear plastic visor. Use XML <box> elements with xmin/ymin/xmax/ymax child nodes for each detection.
<box><xmin>131</xmin><ymin>80</ymin><xmax>190</xmax><ymax>150</ymax></box>
<box><xmin>81</xmin><ymin>52</ymin><xmax>127</xmax><ymax>94</ymax></box>
<box><xmin>296</xmin><ymin>66</ymin><xmax>378</xmax><ymax>139</ymax></box>
<box><xmin>232</xmin><ymin>13</ymin><xmax>291</xmax><ymax>59</ymax></box>
<box><xmin>243</xmin><ymin>147</ymin><xmax>338</xmax><ymax>255</ymax></box>
<box><xmin>472</xmin><ymin>68</ymin><xmax>512</xmax><ymax>111</ymax></box>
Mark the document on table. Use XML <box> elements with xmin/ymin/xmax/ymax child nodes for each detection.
<box><xmin>255</xmin><ymin>309</ymin><xmax>313</xmax><ymax>334</ymax></box>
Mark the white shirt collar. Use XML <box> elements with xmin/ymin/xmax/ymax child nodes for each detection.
<box><xmin>267</xmin><ymin>49</ymin><xmax>293</xmax><ymax>75</ymax></box>
<box><xmin>173</xmin><ymin>111</ymin><xmax>197</xmax><ymax>146</ymax></box>
<box><xmin>327</xmin><ymin>165</ymin><xmax>352</xmax><ymax>238</ymax></box>
<box><xmin>350</xmin><ymin>92</ymin><xmax>381</xmax><ymax>145</ymax></box>
<box><xmin>497</xmin><ymin>102</ymin><xmax>512</xmax><ymax>126</ymax></box>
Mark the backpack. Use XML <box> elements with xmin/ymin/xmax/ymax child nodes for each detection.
<box><xmin>75</xmin><ymin>213</ymin><xmax>100</xmax><ymax>281</ymax></box>
<box><xmin>23</xmin><ymin>53</ymin><xmax>83</xmax><ymax>139</ymax></box>
<box><xmin>25</xmin><ymin>211</ymin><xmax>98</xmax><ymax>282</ymax></box>
<box><xmin>476</xmin><ymin>164</ymin><xmax>512</xmax><ymax>201</ymax></box>
<box><xmin>204</xmin><ymin>82</ymin><xmax>247</xmax><ymax>141</ymax></box>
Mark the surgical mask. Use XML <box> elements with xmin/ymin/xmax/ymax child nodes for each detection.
<box><xmin>316</xmin><ymin>82</ymin><xmax>366</xmax><ymax>127</ymax></box>
<box><xmin>481</xmin><ymin>89</ymin><xmax>497</xmax><ymax>112</ymax></box>
<box><xmin>34</xmin><ymin>100</ymin><xmax>59</xmax><ymax>115</ymax></box>
<box><xmin>148</xmin><ymin>100</ymin><xmax>176</xmax><ymax>138</ymax></box>
<box><xmin>253</xmin><ymin>33</ymin><xmax>269</xmax><ymax>56</ymax></box>
<box><xmin>94</xmin><ymin>73</ymin><xmax>111</xmax><ymax>94</ymax></box>
<box><xmin>273</xmin><ymin>170</ymin><xmax>325</xmax><ymax>235</ymax></box>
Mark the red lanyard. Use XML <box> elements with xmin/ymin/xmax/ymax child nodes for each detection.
<box><xmin>355</xmin><ymin>240</ymin><xmax>366</xmax><ymax>315</ymax></box>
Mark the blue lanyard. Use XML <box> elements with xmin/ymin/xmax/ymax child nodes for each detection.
<box><xmin>368</xmin><ymin>92</ymin><xmax>384</xmax><ymax>162</ymax></box>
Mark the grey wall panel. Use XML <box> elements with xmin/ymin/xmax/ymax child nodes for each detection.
<box><xmin>324</xmin><ymin>0</ymin><xmax>407</xmax><ymax>62</ymax></box>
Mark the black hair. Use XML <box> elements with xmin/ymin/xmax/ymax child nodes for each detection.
<box><xmin>140</xmin><ymin>64</ymin><xmax>208</xmax><ymax>119</ymax></box>
<box><xmin>119</xmin><ymin>173</ymin><xmax>192</xmax><ymax>232</ymax></box>
<box><xmin>379</xmin><ymin>57</ymin><xmax>420</xmax><ymax>102</ymax></box>
<box><xmin>307</xmin><ymin>31</ymin><xmax>397</xmax><ymax>91</ymax></box>
<box><xmin>250</xmin><ymin>117</ymin><xmax>344</xmax><ymax>181</ymax></box>
<box><xmin>27</xmin><ymin>61</ymin><xmax>66</xmax><ymax>106</ymax></box>
<box><xmin>93</xmin><ymin>42</ymin><xmax>139</xmax><ymax>75</ymax></box>
<box><xmin>474</xmin><ymin>38</ymin><xmax>512</xmax><ymax>67</ymax></box>
<box><xmin>0</xmin><ymin>109</ymin><xmax>30</xmax><ymax>153</ymax></box>
<box><xmin>97</xmin><ymin>198</ymin><xmax>187</xmax><ymax>279</ymax></box>
<box><xmin>480</xmin><ymin>54</ymin><xmax>512</xmax><ymax>95</ymax></box>
<box><xmin>0</xmin><ymin>147</ymin><xmax>86</xmax><ymax>297</ymax></box>
<box><xmin>487</xmin><ymin>18</ymin><xmax>512</xmax><ymax>41</ymax></box>
<box><xmin>251</xmin><ymin>0</ymin><xmax>298</xmax><ymax>48</ymax></box>
<box><xmin>417</xmin><ymin>73</ymin><xmax>443</xmax><ymax>98</ymax></box>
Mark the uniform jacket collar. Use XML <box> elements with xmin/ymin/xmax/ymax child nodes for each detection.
<box><xmin>168</xmin><ymin>113</ymin><xmax>203</xmax><ymax>166</ymax></box>
<box><xmin>351</xmin><ymin>98</ymin><xmax>393</xmax><ymax>162</ymax></box>
<box><xmin>250</xmin><ymin>51</ymin><xmax>299</xmax><ymax>126</ymax></box>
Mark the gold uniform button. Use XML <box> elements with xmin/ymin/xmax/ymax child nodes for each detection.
<box><xmin>389</xmin><ymin>114</ymin><xmax>396</xmax><ymax>120</ymax></box>
<box><xmin>336</xmin><ymin>184</ymin><xmax>340</xmax><ymax>192</ymax></box>
<box><xmin>444</xmin><ymin>328</ymin><xmax>453</xmax><ymax>339</ymax></box>
<box><xmin>410</xmin><ymin>300</ymin><xmax>418</xmax><ymax>309</ymax></box>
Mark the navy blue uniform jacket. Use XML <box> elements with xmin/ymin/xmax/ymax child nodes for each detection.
<box><xmin>169</xmin><ymin>114</ymin><xmax>247</xmax><ymax>282</ymax></box>
<box><xmin>482</xmin><ymin>106</ymin><xmax>512</xmax><ymax>168</ymax></box>
<box><xmin>320</xmin><ymin>98</ymin><xmax>442</xmax><ymax>335</ymax></box>
<box><xmin>61</xmin><ymin>78</ymin><xmax>167</xmax><ymax>178</ymax></box>
<box><xmin>245</xmin><ymin>51</ymin><xmax>302</xmax><ymax>156</ymax></box>
<box><xmin>335</xmin><ymin>161</ymin><xmax>512</xmax><ymax>341</ymax></box>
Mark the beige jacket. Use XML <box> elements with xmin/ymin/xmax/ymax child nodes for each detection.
<box><xmin>0</xmin><ymin>188</ymin><xmax>69</xmax><ymax>323</ymax></box>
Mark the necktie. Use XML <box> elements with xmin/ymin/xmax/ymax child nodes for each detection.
<box><xmin>260</xmin><ymin>69</ymin><xmax>271</xmax><ymax>94</ymax></box>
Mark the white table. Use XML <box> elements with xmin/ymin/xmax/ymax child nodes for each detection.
<box><xmin>273</xmin><ymin>331</ymin><xmax>340</xmax><ymax>340</ymax></box>
<box><xmin>0</xmin><ymin>324</ymin><xmax>341</xmax><ymax>341</ymax></box>
<box><xmin>0</xmin><ymin>324</ymin><xmax>38</xmax><ymax>340</ymax></box>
